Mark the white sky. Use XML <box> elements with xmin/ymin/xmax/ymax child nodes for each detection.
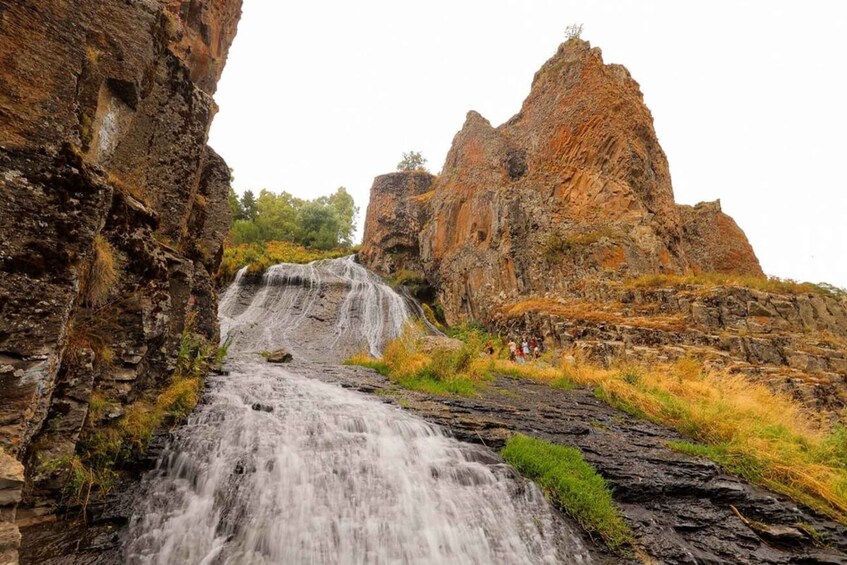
<box><xmin>209</xmin><ymin>1</ymin><xmax>847</xmax><ymax>288</ymax></box>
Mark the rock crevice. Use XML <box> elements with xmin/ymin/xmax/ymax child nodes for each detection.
<box><xmin>0</xmin><ymin>0</ymin><xmax>242</xmax><ymax>559</ymax></box>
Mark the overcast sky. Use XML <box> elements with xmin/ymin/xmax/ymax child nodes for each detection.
<box><xmin>209</xmin><ymin>1</ymin><xmax>846</xmax><ymax>288</ymax></box>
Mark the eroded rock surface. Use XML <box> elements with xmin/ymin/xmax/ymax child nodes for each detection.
<box><xmin>0</xmin><ymin>0</ymin><xmax>241</xmax><ymax>557</ymax></box>
<box><xmin>359</xmin><ymin>38</ymin><xmax>847</xmax><ymax>418</ymax></box>
<box><xmin>361</xmin><ymin>39</ymin><xmax>763</xmax><ymax>325</ymax></box>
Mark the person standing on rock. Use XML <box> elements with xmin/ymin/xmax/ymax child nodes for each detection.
<box><xmin>508</xmin><ymin>339</ymin><xmax>517</xmax><ymax>361</ymax></box>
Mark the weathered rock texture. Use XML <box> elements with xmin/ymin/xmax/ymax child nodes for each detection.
<box><xmin>360</xmin><ymin>39</ymin><xmax>847</xmax><ymax>416</ymax></box>
<box><xmin>318</xmin><ymin>362</ymin><xmax>847</xmax><ymax>564</ymax></box>
<box><xmin>0</xmin><ymin>0</ymin><xmax>241</xmax><ymax>559</ymax></box>
<box><xmin>493</xmin><ymin>283</ymin><xmax>847</xmax><ymax>418</ymax></box>
<box><xmin>361</xmin><ymin>39</ymin><xmax>763</xmax><ymax>323</ymax></box>
<box><xmin>677</xmin><ymin>200</ymin><xmax>764</xmax><ymax>277</ymax></box>
<box><xmin>359</xmin><ymin>171</ymin><xmax>435</xmax><ymax>275</ymax></box>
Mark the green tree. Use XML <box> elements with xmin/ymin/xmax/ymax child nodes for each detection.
<box><xmin>397</xmin><ymin>151</ymin><xmax>428</xmax><ymax>172</ymax></box>
<box><xmin>328</xmin><ymin>187</ymin><xmax>359</xmax><ymax>246</ymax></box>
<box><xmin>255</xmin><ymin>189</ymin><xmax>300</xmax><ymax>241</ymax></box>
<box><xmin>228</xmin><ymin>186</ymin><xmax>358</xmax><ymax>249</ymax></box>
<box><xmin>230</xmin><ymin>219</ymin><xmax>263</xmax><ymax>244</ymax></box>
<box><xmin>240</xmin><ymin>190</ymin><xmax>258</xmax><ymax>222</ymax></box>
<box><xmin>295</xmin><ymin>201</ymin><xmax>340</xmax><ymax>250</ymax></box>
<box><xmin>228</xmin><ymin>187</ymin><xmax>246</xmax><ymax>221</ymax></box>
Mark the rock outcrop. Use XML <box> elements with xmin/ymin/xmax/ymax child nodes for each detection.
<box><xmin>360</xmin><ymin>38</ymin><xmax>847</xmax><ymax>416</ymax></box>
<box><xmin>678</xmin><ymin>200</ymin><xmax>764</xmax><ymax>277</ymax></box>
<box><xmin>359</xmin><ymin>171</ymin><xmax>435</xmax><ymax>275</ymax></box>
<box><xmin>0</xmin><ymin>0</ymin><xmax>241</xmax><ymax>559</ymax></box>
<box><xmin>361</xmin><ymin>39</ymin><xmax>763</xmax><ymax>324</ymax></box>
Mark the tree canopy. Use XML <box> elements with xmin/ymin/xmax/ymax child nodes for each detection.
<box><xmin>229</xmin><ymin>187</ymin><xmax>358</xmax><ymax>250</ymax></box>
<box><xmin>397</xmin><ymin>151</ymin><xmax>428</xmax><ymax>172</ymax></box>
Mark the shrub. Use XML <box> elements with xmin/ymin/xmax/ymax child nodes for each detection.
<box><xmin>218</xmin><ymin>240</ymin><xmax>349</xmax><ymax>283</ymax></box>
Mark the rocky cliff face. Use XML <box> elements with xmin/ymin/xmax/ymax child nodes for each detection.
<box><xmin>359</xmin><ymin>171</ymin><xmax>434</xmax><ymax>276</ymax></box>
<box><xmin>0</xmin><ymin>0</ymin><xmax>241</xmax><ymax>560</ymax></box>
<box><xmin>363</xmin><ymin>39</ymin><xmax>763</xmax><ymax>324</ymax></box>
<box><xmin>360</xmin><ymin>39</ymin><xmax>847</xmax><ymax>417</ymax></box>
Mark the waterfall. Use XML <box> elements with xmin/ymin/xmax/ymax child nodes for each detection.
<box><xmin>123</xmin><ymin>257</ymin><xmax>593</xmax><ymax>564</ymax></box>
<box><xmin>219</xmin><ymin>256</ymin><xmax>413</xmax><ymax>360</ymax></box>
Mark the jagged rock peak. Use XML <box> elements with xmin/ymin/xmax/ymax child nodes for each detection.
<box><xmin>361</xmin><ymin>39</ymin><xmax>764</xmax><ymax>324</ymax></box>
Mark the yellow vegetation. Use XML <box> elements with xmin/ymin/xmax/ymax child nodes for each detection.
<box><xmin>627</xmin><ymin>273</ymin><xmax>843</xmax><ymax>298</ymax></box>
<box><xmin>495</xmin><ymin>354</ymin><xmax>847</xmax><ymax>524</ymax></box>
<box><xmin>346</xmin><ymin>322</ymin><xmax>492</xmax><ymax>396</ymax></box>
<box><xmin>84</xmin><ymin>235</ymin><xmax>118</xmax><ymax>307</ymax></box>
<box><xmin>219</xmin><ymin>240</ymin><xmax>349</xmax><ymax>282</ymax></box>
<box><xmin>496</xmin><ymin>297</ymin><xmax>687</xmax><ymax>332</ymax></box>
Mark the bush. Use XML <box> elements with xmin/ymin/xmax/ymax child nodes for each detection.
<box><xmin>218</xmin><ymin>241</ymin><xmax>349</xmax><ymax>283</ymax></box>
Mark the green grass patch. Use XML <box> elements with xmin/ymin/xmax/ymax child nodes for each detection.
<box><xmin>343</xmin><ymin>357</ymin><xmax>390</xmax><ymax>376</ymax></box>
<box><xmin>501</xmin><ymin>434</ymin><xmax>633</xmax><ymax>552</ymax></box>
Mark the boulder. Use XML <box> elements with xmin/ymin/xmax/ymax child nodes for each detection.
<box><xmin>264</xmin><ymin>349</ymin><xmax>293</xmax><ymax>363</ymax></box>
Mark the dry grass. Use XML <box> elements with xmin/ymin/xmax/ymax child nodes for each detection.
<box><xmin>107</xmin><ymin>172</ymin><xmax>148</xmax><ymax>205</ymax></box>
<box><xmin>84</xmin><ymin>235</ymin><xmax>118</xmax><ymax>307</ymax></box>
<box><xmin>219</xmin><ymin>241</ymin><xmax>349</xmax><ymax>283</ymax></box>
<box><xmin>627</xmin><ymin>273</ymin><xmax>844</xmax><ymax>298</ymax></box>
<box><xmin>346</xmin><ymin>322</ymin><xmax>493</xmax><ymax>396</ymax></box>
<box><xmin>497</xmin><ymin>354</ymin><xmax>847</xmax><ymax>524</ymax></box>
<box><xmin>495</xmin><ymin>297</ymin><xmax>687</xmax><ymax>332</ymax></box>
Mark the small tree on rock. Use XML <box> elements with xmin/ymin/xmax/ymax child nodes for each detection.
<box><xmin>397</xmin><ymin>151</ymin><xmax>428</xmax><ymax>172</ymax></box>
<box><xmin>565</xmin><ymin>23</ymin><xmax>584</xmax><ymax>40</ymax></box>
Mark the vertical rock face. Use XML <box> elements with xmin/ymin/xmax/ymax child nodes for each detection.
<box><xmin>361</xmin><ymin>39</ymin><xmax>763</xmax><ymax>324</ymax></box>
<box><xmin>0</xmin><ymin>0</ymin><xmax>241</xmax><ymax>555</ymax></box>
<box><xmin>678</xmin><ymin>200</ymin><xmax>764</xmax><ymax>277</ymax></box>
<box><xmin>359</xmin><ymin>171</ymin><xmax>434</xmax><ymax>275</ymax></box>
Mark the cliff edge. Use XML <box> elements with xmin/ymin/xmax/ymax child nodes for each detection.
<box><xmin>0</xmin><ymin>1</ymin><xmax>241</xmax><ymax>559</ymax></box>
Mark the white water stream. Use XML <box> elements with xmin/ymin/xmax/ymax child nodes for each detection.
<box><xmin>123</xmin><ymin>257</ymin><xmax>592</xmax><ymax>564</ymax></box>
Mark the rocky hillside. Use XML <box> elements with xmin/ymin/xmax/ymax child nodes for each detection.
<box><xmin>0</xmin><ymin>0</ymin><xmax>241</xmax><ymax>561</ymax></box>
<box><xmin>360</xmin><ymin>39</ymin><xmax>847</xmax><ymax>417</ymax></box>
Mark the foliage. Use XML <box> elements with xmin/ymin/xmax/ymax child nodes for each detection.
<box><xmin>396</xmin><ymin>151</ymin><xmax>428</xmax><ymax>172</ymax></box>
<box><xmin>45</xmin><ymin>313</ymin><xmax>226</xmax><ymax>511</ymax></box>
<box><xmin>502</xmin><ymin>434</ymin><xmax>632</xmax><ymax>551</ymax></box>
<box><xmin>565</xmin><ymin>23</ymin><xmax>584</xmax><ymax>40</ymax></box>
<box><xmin>229</xmin><ymin>186</ymin><xmax>245</xmax><ymax>221</ymax></box>
<box><xmin>229</xmin><ymin>187</ymin><xmax>358</xmax><ymax>250</ymax></box>
<box><xmin>84</xmin><ymin>235</ymin><xmax>119</xmax><ymax>307</ymax></box>
<box><xmin>627</xmin><ymin>272</ymin><xmax>845</xmax><ymax>298</ymax></box>
<box><xmin>500</xmin><ymin>353</ymin><xmax>847</xmax><ymax>524</ymax></box>
<box><xmin>345</xmin><ymin>322</ymin><xmax>492</xmax><ymax>396</ymax></box>
<box><xmin>219</xmin><ymin>240</ymin><xmax>349</xmax><ymax>283</ymax></box>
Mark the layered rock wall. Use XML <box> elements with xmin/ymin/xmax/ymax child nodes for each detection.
<box><xmin>0</xmin><ymin>0</ymin><xmax>241</xmax><ymax>559</ymax></box>
<box><xmin>362</xmin><ymin>39</ymin><xmax>763</xmax><ymax>324</ymax></box>
<box><xmin>359</xmin><ymin>171</ymin><xmax>434</xmax><ymax>275</ymax></box>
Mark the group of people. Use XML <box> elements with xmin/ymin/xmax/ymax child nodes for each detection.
<box><xmin>507</xmin><ymin>337</ymin><xmax>542</xmax><ymax>363</ymax></box>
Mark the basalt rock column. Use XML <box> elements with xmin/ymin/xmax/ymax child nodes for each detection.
<box><xmin>359</xmin><ymin>171</ymin><xmax>435</xmax><ymax>276</ymax></box>
<box><xmin>360</xmin><ymin>39</ymin><xmax>763</xmax><ymax>324</ymax></box>
<box><xmin>0</xmin><ymin>0</ymin><xmax>242</xmax><ymax>556</ymax></box>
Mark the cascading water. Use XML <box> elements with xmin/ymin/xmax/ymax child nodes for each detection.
<box><xmin>123</xmin><ymin>256</ymin><xmax>593</xmax><ymax>564</ymax></box>
<box><xmin>219</xmin><ymin>255</ymin><xmax>414</xmax><ymax>360</ymax></box>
